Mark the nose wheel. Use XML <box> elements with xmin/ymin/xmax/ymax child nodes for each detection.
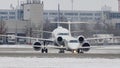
<box><xmin>72</xmin><ymin>50</ymin><xmax>78</xmax><ymax>54</ymax></box>
<box><xmin>77</xmin><ymin>49</ymin><xmax>84</xmax><ymax>54</ymax></box>
<box><xmin>59</xmin><ymin>49</ymin><xmax>65</xmax><ymax>53</ymax></box>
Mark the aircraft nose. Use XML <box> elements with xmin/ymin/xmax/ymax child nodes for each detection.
<box><xmin>68</xmin><ymin>43</ymin><xmax>79</xmax><ymax>50</ymax></box>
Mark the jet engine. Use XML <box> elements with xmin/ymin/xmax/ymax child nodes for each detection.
<box><xmin>33</xmin><ymin>42</ymin><xmax>41</xmax><ymax>51</ymax></box>
<box><xmin>56</xmin><ymin>36</ymin><xmax>64</xmax><ymax>46</ymax></box>
<box><xmin>78</xmin><ymin>36</ymin><xmax>85</xmax><ymax>43</ymax></box>
<box><xmin>81</xmin><ymin>43</ymin><xmax>90</xmax><ymax>52</ymax></box>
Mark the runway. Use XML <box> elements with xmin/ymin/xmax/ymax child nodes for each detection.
<box><xmin>0</xmin><ymin>52</ymin><xmax>120</xmax><ymax>58</ymax></box>
<box><xmin>0</xmin><ymin>45</ymin><xmax>120</xmax><ymax>58</ymax></box>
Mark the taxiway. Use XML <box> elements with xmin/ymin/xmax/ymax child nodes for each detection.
<box><xmin>0</xmin><ymin>45</ymin><xmax>120</xmax><ymax>58</ymax></box>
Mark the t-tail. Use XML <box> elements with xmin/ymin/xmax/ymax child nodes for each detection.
<box><xmin>57</xmin><ymin>3</ymin><xmax>60</xmax><ymax>27</ymax></box>
<box><xmin>57</xmin><ymin>3</ymin><xmax>71</xmax><ymax>36</ymax></box>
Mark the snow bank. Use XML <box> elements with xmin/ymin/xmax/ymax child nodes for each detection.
<box><xmin>0</xmin><ymin>57</ymin><xmax>120</xmax><ymax>68</ymax></box>
<box><xmin>0</xmin><ymin>45</ymin><xmax>32</xmax><ymax>48</ymax></box>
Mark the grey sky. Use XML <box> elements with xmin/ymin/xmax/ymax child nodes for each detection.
<box><xmin>0</xmin><ymin>0</ymin><xmax>118</xmax><ymax>11</ymax></box>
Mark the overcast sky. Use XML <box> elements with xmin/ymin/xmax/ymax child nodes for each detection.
<box><xmin>0</xmin><ymin>0</ymin><xmax>118</xmax><ymax>11</ymax></box>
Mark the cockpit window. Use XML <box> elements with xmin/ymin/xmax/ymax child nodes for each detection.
<box><xmin>58</xmin><ymin>33</ymin><xmax>69</xmax><ymax>35</ymax></box>
<box><xmin>69</xmin><ymin>40</ymin><xmax>78</xmax><ymax>43</ymax></box>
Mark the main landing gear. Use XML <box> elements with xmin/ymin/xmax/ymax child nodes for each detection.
<box><xmin>41</xmin><ymin>47</ymin><xmax>48</xmax><ymax>53</ymax></box>
<box><xmin>59</xmin><ymin>49</ymin><xmax>65</xmax><ymax>53</ymax></box>
<box><xmin>41</xmin><ymin>41</ymin><xmax>48</xmax><ymax>53</ymax></box>
<box><xmin>58</xmin><ymin>45</ymin><xmax>65</xmax><ymax>53</ymax></box>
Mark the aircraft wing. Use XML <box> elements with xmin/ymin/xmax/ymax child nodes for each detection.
<box><xmin>86</xmin><ymin>37</ymin><xmax>113</xmax><ymax>40</ymax></box>
<box><xmin>71</xmin><ymin>31</ymin><xmax>84</xmax><ymax>34</ymax></box>
<box><xmin>34</xmin><ymin>45</ymin><xmax>66</xmax><ymax>50</ymax></box>
<box><xmin>34</xmin><ymin>44</ymin><xmax>120</xmax><ymax>50</ymax></box>
<box><xmin>85</xmin><ymin>37</ymin><xmax>120</xmax><ymax>42</ymax></box>
<box><xmin>17</xmin><ymin>36</ymin><xmax>54</xmax><ymax>43</ymax></box>
<box><xmin>87</xmin><ymin>36</ymin><xmax>120</xmax><ymax>40</ymax></box>
<box><xmin>0</xmin><ymin>35</ymin><xmax>54</xmax><ymax>43</ymax></box>
<box><xmin>78</xmin><ymin>45</ymin><xmax>120</xmax><ymax>50</ymax></box>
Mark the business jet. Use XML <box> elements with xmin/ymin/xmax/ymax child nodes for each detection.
<box><xmin>29</xmin><ymin>21</ymin><xmax>120</xmax><ymax>54</ymax></box>
<box><xmin>32</xmin><ymin>23</ymin><xmax>91</xmax><ymax>54</ymax></box>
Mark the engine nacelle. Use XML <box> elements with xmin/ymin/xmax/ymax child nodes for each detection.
<box><xmin>78</xmin><ymin>36</ymin><xmax>85</xmax><ymax>43</ymax></box>
<box><xmin>33</xmin><ymin>42</ymin><xmax>41</xmax><ymax>51</ymax></box>
<box><xmin>56</xmin><ymin>36</ymin><xmax>64</xmax><ymax>46</ymax></box>
<box><xmin>81</xmin><ymin>43</ymin><xmax>90</xmax><ymax>52</ymax></box>
<box><xmin>57</xmin><ymin>36</ymin><xmax>63</xmax><ymax>42</ymax></box>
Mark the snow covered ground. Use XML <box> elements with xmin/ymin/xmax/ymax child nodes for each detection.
<box><xmin>0</xmin><ymin>45</ymin><xmax>32</xmax><ymax>48</ymax></box>
<box><xmin>0</xmin><ymin>45</ymin><xmax>120</xmax><ymax>68</ymax></box>
<box><xmin>0</xmin><ymin>57</ymin><xmax>120</xmax><ymax>68</ymax></box>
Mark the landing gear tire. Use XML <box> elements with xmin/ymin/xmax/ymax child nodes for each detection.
<box><xmin>41</xmin><ymin>49</ymin><xmax>44</xmax><ymax>53</ymax></box>
<box><xmin>41</xmin><ymin>48</ymin><xmax>48</xmax><ymax>53</ymax></box>
<box><xmin>80</xmin><ymin>51</ymin><xmax>84</xmax><ymax>54</ymax></box>
<box><xmin>78</xmin><ymin>49</ymin><xmax>84</xmax><ymax>54</ymax></box>
<box><xmin>59</xmin><ymin>50</ymin><xmax>65</xmax><ymax>53</ymax></box>
<box><xmin>45</xmin><ymin>48</ymin><xmax>48</xmax><ymax>53</ymax></box>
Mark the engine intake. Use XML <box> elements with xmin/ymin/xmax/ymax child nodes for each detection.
<box><xmin>56</xmin><ymin>36</ymin><xmax>64</xmax><ymax>46</ymax></box>
<box><xmin>78</xmin><ymin>36</ymin><xmax>84</xmax><ymax>43</ymax></box>
<box><xmin>57</xmin><ymin>36</ymin><xmax>63</xmax><ymax>42</ymax></box>
<box><xmin>33</xmin><ymin>42</ymin><xmax>41</xmax><ymax>51</ymax></box>
<box><xmin>81</xmin><ymin>43</ymin><xmax>90</xmax><ymax>52</ymax></box>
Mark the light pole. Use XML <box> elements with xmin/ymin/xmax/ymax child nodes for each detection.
<box><xmin>28</xmin><ymin>19</ymin><xmax>32</xmax><ymax>37</ymax></box>
<box><xmin>15</xmin><ymin>18</ymin><xmax>18</xmax><ymax>44</ymax></box>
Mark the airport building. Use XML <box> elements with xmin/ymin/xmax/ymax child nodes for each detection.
<box><xmin>44</xmin><ymin>10</ymin><xmax>102</xmax><ymax>22</ymax></box>
<box><xmin>1</xmin><ymin>9</ymin><xmax>120</xmax><ymax>33</ymax></box>
<box><xmin>0</xmin><ymin>9</ymin><xmax>114</xmax><ymax>22</ymax></box>
<box><xmin>0</xmin><ymin>0</ymin><xmax>44</xmax><ymax>37</ymax></box>
<box><xmin>0</xmin><ymin>9</ymin><xmax>120</xmax><ymax>23</ymax></box>
<box><xmin>0</xmin><ymin>9</ymin><xmax>23</xmax><ymax>20</ymax></box>
<box><xmin>0</xmin><ymin>0</ymin><xmax>44</xmax><ymax>44</ymax></box>
<box><xmin>0</xmin><ymin>0</ymin><xmax>120</xmax><ymax>37</ymax></box>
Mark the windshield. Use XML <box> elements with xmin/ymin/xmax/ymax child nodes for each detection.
<box><xmin>58</xmin><ymin>33</ymin><xmax>69</xmax><ymax>35</ymax></box>
<box><xmin>69</xmin><ymin>40</ymin><xmax>78</xmax><ymax>43</ymax></box>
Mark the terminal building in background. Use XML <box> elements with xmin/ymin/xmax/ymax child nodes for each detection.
<box><xmin>0</xmin><ymin>9</ymin><xmax>23</xmax><ymax>20</ymax></box>
<box><xmin>0</xmin><ymin>0</ymin><xmax>44</xmax><ymax>37</ymax></box>
<box><xmin>1</xmin><ymin>10</ymin><xmax>120</xmax><ymax>32</ymax></box>
<box><xmin>0</xmin><ymin>0</ymin><xmax>120</xmax><ymax>36</ymax></box>
<box><xmin>44</xmin><ymin>10</ymin><xmax>120</xmax><ymax>27</ymax></box>
<box><xmin>0</xmin><ymin>0</ymin><xmax>44</xmax><ymax>44</ymax></box>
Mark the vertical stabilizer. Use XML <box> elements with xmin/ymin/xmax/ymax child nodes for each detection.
<box><xmin>57</xmin><ymin>3</ymin><xmax>60</xmax><ymax>27</ymax></box>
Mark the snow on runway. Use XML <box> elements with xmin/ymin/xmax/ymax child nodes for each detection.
<box><xmin>0</xmin><ymin>57</ymin><xmax>120</xmax><ymax>68</ymax></box>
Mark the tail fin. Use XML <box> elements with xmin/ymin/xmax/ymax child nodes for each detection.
<box><xmin>57</xmin><ymin>3</ymin><xmax>60</xmax><ymax>27</ymax></box>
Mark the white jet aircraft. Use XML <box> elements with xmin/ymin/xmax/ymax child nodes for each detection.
<box><xmin>0</xmin><ymin>22</ymin><xmax>91</xmax><ymax>53</ymax></box>
<box><xmin>32</xmin><ymin>22</ymin><xmax>91</xmax><ymax>54</ymax></box>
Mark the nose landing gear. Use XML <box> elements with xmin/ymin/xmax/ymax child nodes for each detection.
<box><xmin>59</xmin><ymin>49</ymin><xmax>65</xmax><ymax>53</ymax></box>
<box><xmin>77</xmin><ymin>49</ymin><xmax>84</xmax><ymax>54</ymax></box>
